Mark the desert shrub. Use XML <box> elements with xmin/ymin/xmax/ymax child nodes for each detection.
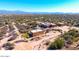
<box><xmin>22</xmin><ymin>32</ymin><xmax>29</xmax><ymax>38</ymax></box>
<box><xmin>68</xmin><ymin>29</ymin><xmax>78</xmax><ymax>37</ymax></box>
<box><xmin>48</xmin><ymin>38</ymin><xmax>65</xmax><ymax>50</ymax></box>
<box><xmin>2</xmin><ymin>43</ymin><xmax>14</xmax><ymax>50</ymax></box>
<box><xmin>63</xmin><ymin>29</ymin><xmax>79</xmax><ymax>43</ymax></box>
<box><xmin>73</xmin><ymin>37</ymin><xmax>79</xmax><ymax>42</ymax></box>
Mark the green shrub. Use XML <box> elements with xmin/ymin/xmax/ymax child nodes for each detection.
<box><xmin>2</xmin><ymin>43</ymin><xmax>14</xmax><ymax>50</ymax></box>
<box><xmin>63</xmin><ymin>29</ymin><xmax>79</xmax><ymax>43</ymax></box>
<box><xmin>68</xmin><ymin>29</ymin><xmax>78</xmax><ymax>37</ymax></box>
<box><xmin>48</xmin><ymin>38</ymin><xmax>65</xmax><ymax>50</ymax></box>
<box><xmin>22</xmin><ymin>33</ymin><xmax>29</xmax><ymax>38</ymax></box>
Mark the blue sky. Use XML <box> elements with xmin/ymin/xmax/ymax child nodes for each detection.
<box><xmin>0</xmin><ymin>0</ymin><xmax>79</xmax><ymax>12</ymax></box>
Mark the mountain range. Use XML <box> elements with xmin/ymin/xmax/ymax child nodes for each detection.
<box><xmin>0</xmin><ymin>10</ymin><xmax>30</xmax><ymax>14</ymax></box>
<box><xmin>0</xmin><ymin>10</ymin><xmax>78</xmax><ymax>14</ymax></box>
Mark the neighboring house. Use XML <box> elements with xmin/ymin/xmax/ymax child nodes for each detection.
<box><xmin>38</xmin><ymin>22</ymin><xmax>56</xmax><ymax>28</ymax></box>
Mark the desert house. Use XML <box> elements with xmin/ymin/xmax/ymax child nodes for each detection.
<box><xmin>29</xmin><ymin>29</ymin><xmax>45</xmax><ymax>37</ymax></box>
<box><xmin>56</xmin><ymin>22</ymin><xmax>66</xmax><ymax>26</ymax></box>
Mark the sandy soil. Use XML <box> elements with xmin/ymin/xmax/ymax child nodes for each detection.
<box><xmin>0</xmin><ymin>25</ymin><xmax>71</xmax><ymax>50</ymax></box>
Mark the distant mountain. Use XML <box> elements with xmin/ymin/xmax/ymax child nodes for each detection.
<box><xmin>0</xmin><ymin>10</ymin><xmax>66</xmax><ymax>14</ymax></box>
<box><xmin>0</xmin><ymin>10</ymin><xmax>79</xmax><ymax>14</ymax></box>
<box><xmin>0</xmin><ymin>10</ymin><xmax>31</xmax><ymax>14</ymax></box>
